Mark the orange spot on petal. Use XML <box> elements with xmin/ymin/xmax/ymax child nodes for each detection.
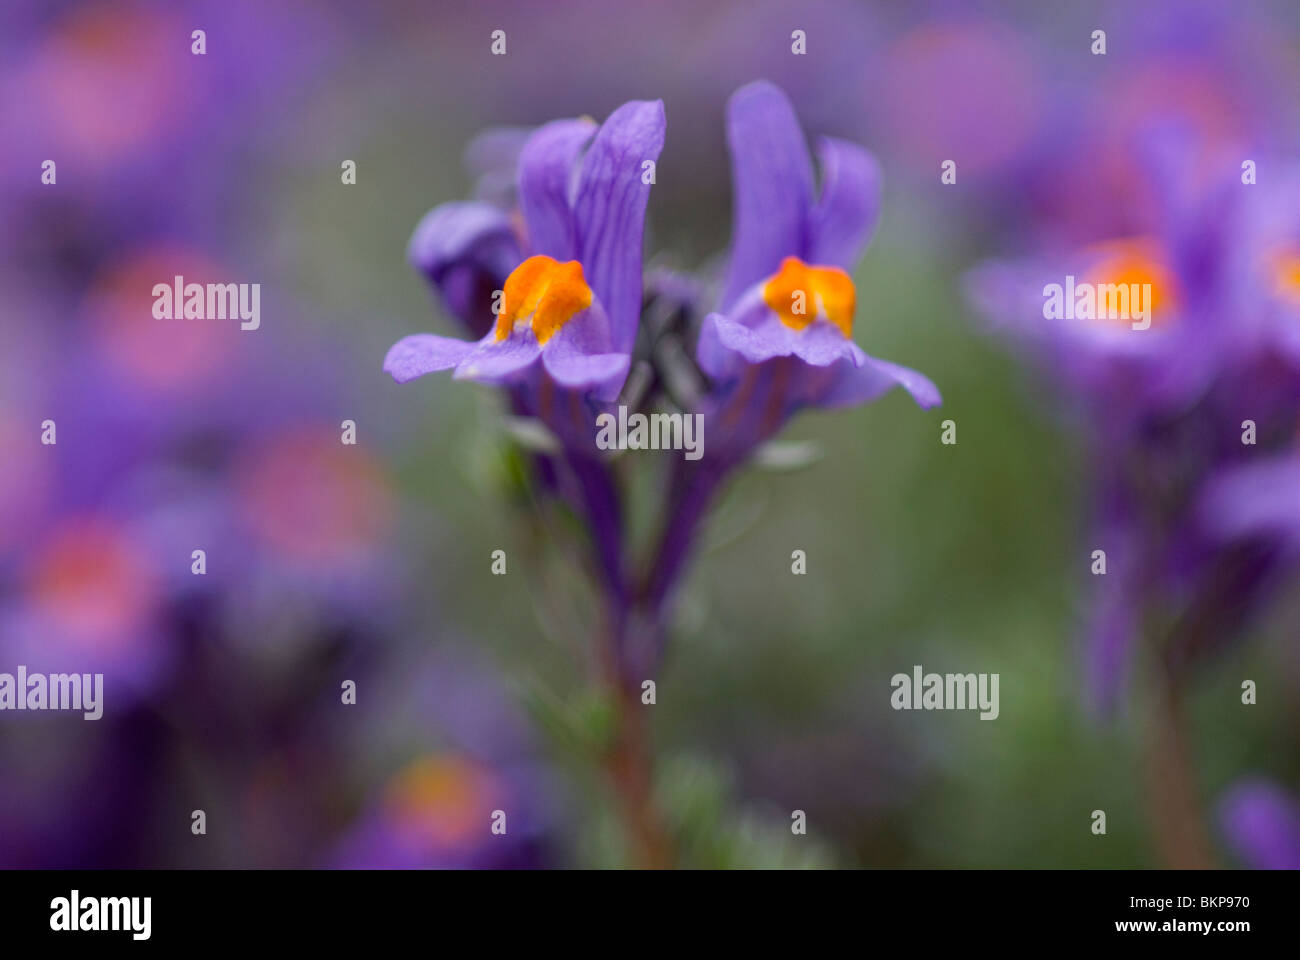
<box><xmin>1269</xmin><ymin>249</ymin><xmax>1300</xmax><ymax>306</ymax></box>
<box><xmin>495</xmin><ymin>255</ymin><xmax>592</xmax><ymax>344</ymax></box>
<box><xmin>762</xmin><ymin>257</ymin><xmax>856</xmax><ymax>337</ymax></box>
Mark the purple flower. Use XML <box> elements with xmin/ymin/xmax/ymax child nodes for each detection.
<box><xmin>385</xmin><ymin>100</ymin><xmax>666</xmax><ymax>403</ymax></box>
<box><xmin>633</xmin><ymin>83</ymin><xmax>941</xmax><ymax>653</ymax></box>
<box><xmin>1218</xmin><ymin>779</ymin><xmax>1300</xmax><ymax>870</ymax></box>
<box><xmin>696</xmin><ymin>81</ymin><xmax>939</xmax><ymax>459</ymax></box>
<box><xmin>331</xmin><ymin>654</ymin><xmax>556</xmax><ymax>869</ymax></box>
<box><xmin>967</xmin><ymin>147</ymin><xmax>1300</xmax><ymax>712</ymax></box>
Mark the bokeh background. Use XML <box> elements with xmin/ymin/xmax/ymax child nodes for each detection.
<box><xmin>2</xmin><ymin>0</ymin><xmax>1299</xmax><ymax>868</ymax></box>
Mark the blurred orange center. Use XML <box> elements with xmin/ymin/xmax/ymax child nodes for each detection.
<box><xmin>383</xmin><ymin>755</ymin><xmax>498</xmax><ymax>849</ymax></box>
<box><xmin>28</xmin><ymin>518</ymin><xmax>154</xmax><ymax>648</ymax></box>
<box><xmin>762</xmin><ymin>257</ymin><xmax>855</xmax><ymax>337</ymax></box>
<box><xmin>1270</xmin><ymin>250</ymin><xmax>1300</xmax><ymax>305</ymax></box>
<box><xmin>1084</xmin><ymin>238</ymin><xmax>1178</xmax><ymax>328</ymax></box>
<box><xmin>236</xmin><ymin>431</ymin><xmax>392</xmax><ymax>565</ymax></box>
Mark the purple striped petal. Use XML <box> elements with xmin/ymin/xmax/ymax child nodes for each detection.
<box><xmin>720</xmin><ymin>81</ymin><xmax>814</xmax><ymax>309</ymax></box>
<box><xmin>573</xmin><ymin>99</ymin><xmax>666</xmax><ymax>355</ymax></box>
<box><xmin>517</xmin><ymin>117</ymin><xmax>597</xmax><ymax>260</ymax></box>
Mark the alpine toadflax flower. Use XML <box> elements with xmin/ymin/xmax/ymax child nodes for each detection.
<box><xmin>385</xmin><ymin>99</ymin><xmax>666</xmax><ymax>402</ymax></box>
<box><xmin>697</xmin><ymin>81</ymin><xmax>940</xmax><ymax>456</ymax></box>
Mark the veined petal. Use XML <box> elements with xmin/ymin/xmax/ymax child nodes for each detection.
<box><xmin>383</xmin><ymin>333</ymin><xmax>476</xmax><ymax>384</ymax></box>
<box><xmin>453</xmin><ymin>330</ymin><xmax>542</xmax><ymax>383</ymax></box>
<box><xmin>573</xmin><ymin>99</ymin><xmax>666</xmax><ymax>355</ymax></box>
<box><xmin>720</xmin><ymin>81</ymin><xmax>814</xmax><ymax>309</ymax></box>
<box><xmin>815</xmin><ymin>354</ymin><xmax>943</xmax><ymax>409</ymax></box>
<box><xmin>808</xmin><ymin>136</ymin><xmax>882</xmax><ymax>269</ymax></box>
<box><xmin>517</xmin><ymin>117</ymin><xmax>597</xmax><ymax>260</ymax></box>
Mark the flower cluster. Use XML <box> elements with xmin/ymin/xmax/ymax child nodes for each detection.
<box><xmin>968</xmin><ymin>138</ymin><xmax>1300</xmax><ymax>715</ymax></box>
<box><xmin>384</xmin><ymin>82</ymin><xmax>941</xmax><ymax>686</ymax></box>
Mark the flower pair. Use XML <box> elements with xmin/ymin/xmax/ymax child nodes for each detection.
<box><xmin>384</xmin><ymin>83</ymin><xmax>940</xmax><ymax>434</ymax></box>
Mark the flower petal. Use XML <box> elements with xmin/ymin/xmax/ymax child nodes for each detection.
<box><xmin>453</xmin><ymin>331</ymin><xmax>542</xmax><ymax>383</ymax></box>
<box><xmin>790</xmin><ymin>322</ymin><xmax>866</xmax><ymax>367</ymax></box>
<box><xmin>696</xmin><ymin>310</ymin><xmax>739</xmax><ymax>381</ymax></box>
<box><xmin>720</xmin><ymin>81</ymin><xmax>814</xmax><ymax>309</ymax></box>
<box><xmin>705</xmin><ymin>310</ymin><xmax>797</xmax><ymax>366</ymax></box>
<box><xmin>542</xmin><ymin>304</ymin><xmax>628</xmax><ymax>398</ymax></box>
<box><xmin>543</xmin><ymin>347</ymin><xmax>629</xmax><ymax>394</ymax></box>
<box><xmin>573</xmin><ymin>99</ymin><xmax>666</xmax><ymax>355</ymax></box>
<box><xmin>814</xmin><ymin>354</ymin><xmax>942</xmax><ymax>409</ymax></box>
<box><xmin>808</xmin><ymin>136</ymin><xmax>882</xmax><ymax>269</ymax></box>
<box><xmin>383</xmin><ymin>333</ymin><xmax>476</xmax><ymax>384</ymax></box>
<box><xmin>407</xmin><ymin>202</ymin><xmax>521</xmax><ymax>336</ymax></box>
<box><xmin>704</xmin><ymin>291</ymin><xmax>863</xmax><ymax>370</ymax></box>
<box><xmin>464</xmin><ymin>125</ymin><xmax>532</xmax><ymax>205</ymax></box>
<box><xmin>517</xmin><ymin>117</ymin><xmax>597</xmax><ymax>259</ymax></box>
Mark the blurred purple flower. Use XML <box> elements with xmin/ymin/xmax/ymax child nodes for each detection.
<box><xmin>1218</xmin><ymin>779</ymin><xmax>1300</xmax><ymax>870</ymax></box>
<box><xmin>967</xmin><ymin>144</ymin><xmax>1300</xmax><ymax>712</ymax></box>
<box><xmin>331</xmin><ymin>753</ymin><xmax>541</xmax><ymax>869</ymax></box>
<box><xmin>332</xmin><ymin>654</ymin><xmax>556</xmax><ymax>869</ymax></box>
